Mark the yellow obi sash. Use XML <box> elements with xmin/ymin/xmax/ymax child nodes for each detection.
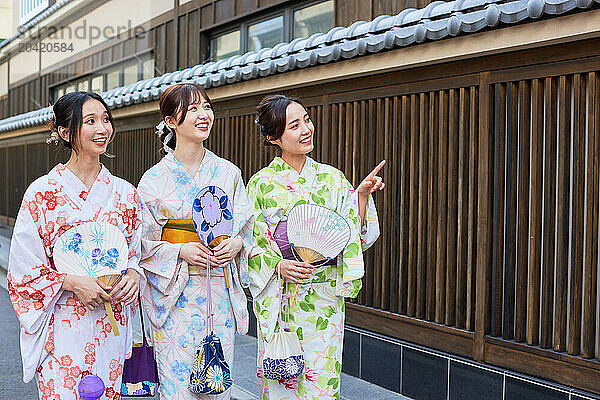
<box><xmin>161</xmin><ymin>219</ymin><xmax>223</xmax><ymax>277</ymax></box>
<box><xmin>161</xmin><ymin>219</ymin><xmax>199</xmax><ymax>244</ymax></box>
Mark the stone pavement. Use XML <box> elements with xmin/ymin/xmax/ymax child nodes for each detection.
<box><xmin>0</xmin><ymin>225</ymin><xmax>408</xmax><ymax>400</ymax></box>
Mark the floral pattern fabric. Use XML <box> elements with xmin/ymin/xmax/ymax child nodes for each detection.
<box><xmin>137</xmin><ymin>150</ymin><xmax>254</xmax><ymax>400</ymax></box>
<box><xmin>8</xmin><ymin>163</ymin><xmax>144</xmax><ymax>399</ymax></box>
<box><xmin>246</xmin><ymin>156</ymin><xmax>380</xmax><ymax>400</ymax></box>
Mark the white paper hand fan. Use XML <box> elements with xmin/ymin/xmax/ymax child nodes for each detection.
<box><xmin>286</xmin><ymin>203</ymin><xmax>352</xmax><ymax>264</ymax></box>
<box><xmin>53</xmin><ymin>221</ymin><xmax>128</xmax><ymax>336</ymax></box>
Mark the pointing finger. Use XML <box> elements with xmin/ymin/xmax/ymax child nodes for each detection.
<box><xmin>366</xmin><ymin>160</ymin><xmax>386</xmax><ymax>180</ymax></box>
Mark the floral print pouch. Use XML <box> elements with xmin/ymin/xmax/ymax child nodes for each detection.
<box><xmin>188</xmin><ymin>254</ymin><xmax>233</xmax><ymax>395</ymax></box>
<box><xmin>262</xmin><ymin>269</ymin><xmax>306</xmax><ymax>380</ymax></box>
<box><xmin>188</xmin><ymin>333</ymin><xmax>232</xmax><ymax>394</ymax></box>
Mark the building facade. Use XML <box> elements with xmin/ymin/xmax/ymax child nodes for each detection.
<box><xmin>1</xmin><ymin>0</ymin><xmax>600</xmax><ymax>399</ymax></box>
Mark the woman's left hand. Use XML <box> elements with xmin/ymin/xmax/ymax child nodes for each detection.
<box><xmin>110</xmin><ymin>268</ymin><xmax>140</xmax><ymax>305</ymax></box>
<box><xmin>213</xmin><ymin>237</ymin><xmax>243</xmax><ymax>266</ymax></box>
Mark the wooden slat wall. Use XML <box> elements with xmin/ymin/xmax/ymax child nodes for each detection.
<box><xmin>110</xmin><ymin>128</ymin><xmax>162</xmax><ymax>186</ymax></box>
<box><xmin>487</xmin><ymin>72</ymin><xmax>600</xmax><ymax>360</ymax></box>
<box><xmin>205</xmin><ymin>86</ymin><xmax>480</xmax><ymax>328</ymax></box>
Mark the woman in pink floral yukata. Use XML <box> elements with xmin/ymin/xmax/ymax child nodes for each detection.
<box><xmin>8</xmin><ymin>91</ymin><xmax>145</xmax><ymax>400</ymax></box>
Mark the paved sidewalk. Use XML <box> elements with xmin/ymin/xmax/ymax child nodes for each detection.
<box><xmin>0</xmin><ymin>225</ymin><xmax>408</xmax><ymax>400</ymax></box>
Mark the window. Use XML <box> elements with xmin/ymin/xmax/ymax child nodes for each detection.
<box><xmin>248</xmin><ymin>16</ymin><xmax>284</xmax><ymax>53</ymax></box>
<box><xmin>90</xmin><ymin>76</ymin><xmax>103</xmax><ymax>92</ymax></box>
<box><xmin>142</xmin><ymin>59</ymin><xmax>155</xmax><ymax>80</ymax></box>
<box><xmin>208</xmin><ymin>1</ymin><xmax>334</xmax><ymax>62</ymax></box>
<box><xmin>123</xmin><ymin>63</ymin><xmax>139</xmax><ymax>86</ymax></box>
<box><xmin>77</xmin><ymin>79</ymin><xmax>89</xmax><ymax>92</ymax></box>
<box><xmin>106</xmin><ymin>70</ymin><xmax>120</xmax><ymax>91</ymax></box>
<box><xmin>19</xmin><ymin>0</ymin><xmax>49</xmax><ymax>25</ymax></box>
<box><xmin>51</xmin><ymin>55</ymin><xmax>154</xmax><ymax>101</ymax></box>
<box><xmin>210</xmin><ymin>30</ymin><xmax>241</xmax><ymax>62</ymax></box>
<box><xmin>293</xmin><ymin>1</ymin><xmax>334</xmax><ymax>39</ymax></box>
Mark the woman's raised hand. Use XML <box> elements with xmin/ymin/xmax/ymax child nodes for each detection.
<box><xmin>179</xmin><ymin>242</ymin><xmax>222</xmax><ymax>268</ymax></box>
<box><xmin>277</xmin><ymin>259</ymin><xmax>315</xmax><ymax>284</ymax></box>
<box><xmin>62</xmin><ymin>275</ymin><xmax>112</xmax><ymax>311</ymax></box>
<box><xmin>357</xmin><ymin>160</ymin><xmax>386</xmax><ymax>197</ymax></box>
<box><xmin>213</xmin><ymin>237</ymin><xmax>243</xmax><ymax>266</ymax></box>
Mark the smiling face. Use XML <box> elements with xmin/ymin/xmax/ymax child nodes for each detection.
<box><xmin>271</xmin><ymin>101</ymin><xmax>314</xmax><ymax>156</ymax></box>
<box><xmin>60</xmin><ymin>98</ymin><xmax>113</xmax><ymax>157</ymax></box>
<box><xmin>166</xmin><ymin>94</ymin><xmax>214</xmax><ymax>145</ymax></box>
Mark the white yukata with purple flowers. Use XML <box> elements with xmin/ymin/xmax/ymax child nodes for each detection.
<box><xmin>137</xmin><ymin>150</ymin><xmax>254</xmax><ymax>400</ymax></box>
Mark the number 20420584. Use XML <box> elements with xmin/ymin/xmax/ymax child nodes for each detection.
<box><xmin>19</xmin><ymin>42</ymin><xmax>74</xmax><ymax>52</ymax></box>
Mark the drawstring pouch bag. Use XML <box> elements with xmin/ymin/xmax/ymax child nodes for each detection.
<box><xmin>188</xmin><ymin>253</ymin><xmax>233</xmax><ymax>394</ymax></box>
<box><xmin>262</xmin><ymin>267</ymin><xmax>305</xmax><ymax>380</ymax></box>
<box><xmin>120</xmin><ymin>297</ymin><xmax>160</xmax><ymax>397</ymax></box>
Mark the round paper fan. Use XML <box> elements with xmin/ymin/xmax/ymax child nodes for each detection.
<box><xmin>53</xmin><ymin>221</ymin><xmax>128</xmax><ymax>336</ymax></box>
<box><xmin>192</xmin><ymin>185</ymin><xmax>234</xmax><ymax>249</ymax></box>
<box><xmin>286</xmin><ymin>203</ymin><xmax>352</xmax><ymax>264</ymax></box>
<box><xmin>192</xmin><ymin>185</ymin><xmax>234</xmax><ymax>288</ymax></box>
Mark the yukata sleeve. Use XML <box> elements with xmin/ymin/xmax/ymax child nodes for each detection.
<box><xmin>359</xmin><ymin>194</ymin><xmax>380</xmax><ymax>251</ymax></box>
<box><xmin>245</xmin><ymin>177</ymin><xmax>282</xmax><ymax>298</ymax></box>
<box><xmin>231</xmin><ymin>173</ymin><xmax>255</xmax><ymax>288</ymax></box>
<box><xmin>124</xmin><ymin>189</ymin><xmax>146</xmax><ymax>293</ymax></box>
<box><xmin>7</xmin><ymin>191</ymin><xmax>65</xmax><ymax>382</ymax></box>
<box><xmin>336</xmin><ymin>173</ymin><xmax>366</xmax><ymax>299</ymax></box>
<box><xmin>137</xmin><ymin>178</ymin><xmax>185</xmax><ymax>296</ymax></box>
<box><xmin>137</xmin><ymin>180</ymin><xmax>190</xmax><ymax>327</ymax></box>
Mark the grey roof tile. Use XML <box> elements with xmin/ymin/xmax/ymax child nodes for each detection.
<box><xmin>2</xmin><ymin>0</ymin><xmax>600</xmax><ymax>133</ymax></box>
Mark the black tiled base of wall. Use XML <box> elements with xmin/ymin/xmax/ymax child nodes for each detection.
<box><xmin>342</xmin><ymin>325</ymin><xmax>600</xmax><ymax>400</ymax></box>
<box><xmin>246</xmin><ymin>302</ymin><xmax>600</xmax><ymax>400</ymax></box>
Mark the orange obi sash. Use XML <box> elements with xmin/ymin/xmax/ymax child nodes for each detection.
<box><xmin>161</xmin><ymin>219</ymin><xmax>199</xmax><ymax>244</ymax></box>
<box><xmin>161</xmin><ymin>219</ymin><xmax>224</xmax><ymax>277</ymax></box>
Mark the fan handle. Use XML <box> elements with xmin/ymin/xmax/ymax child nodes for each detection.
<box><xmin>207</xmin><ymin>235</ymin><xmax>231</xmax><ymax>289</ymax></box>
<box><xmin>98</xmin><ymin>274</ymin><xmax>122</xmax><ymax>336</ymax></box>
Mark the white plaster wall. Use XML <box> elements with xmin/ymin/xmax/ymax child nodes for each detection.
<box><xmin>40</xmin><ymin>0</ymin><xmax>172</xmax><ymax>69</ymax></box>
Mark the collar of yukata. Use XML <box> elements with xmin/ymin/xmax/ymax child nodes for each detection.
<box><xmin>271</xmin><ymin>156</ymin><xmax>316</xmax><ymax>172</ymax></box>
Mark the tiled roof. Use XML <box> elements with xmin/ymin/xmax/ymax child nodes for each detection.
<box><xmin>0</xmin><ymin>0</ymin><xmax>598</xmax><ymax>133</ymax></box>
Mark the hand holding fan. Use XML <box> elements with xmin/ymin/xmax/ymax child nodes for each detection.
<box><xmin>286</xmin><ymin>203</ymin><xmax>352</xmax><ymax>265</ymax></box>
<box><xmin>54</xmin><ymin>221</ymin><xmax>128</xmax><ymax>336</ymax></box>
<box><xmin>192</xmin><ymin>185</ymin><xmax>234</xmax><ymax>288</ymax></box>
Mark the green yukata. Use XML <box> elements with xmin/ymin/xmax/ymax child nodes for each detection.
<box><xmin>246</xmin><ymin>157</ymin><xmax>379</xmax><ymax>400</ymax></box>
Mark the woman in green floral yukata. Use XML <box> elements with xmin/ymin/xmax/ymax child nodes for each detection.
<box><xmin>246</xmin><ymin>94</ymin><xmax>384</xmax><ymax>400</ymax></box>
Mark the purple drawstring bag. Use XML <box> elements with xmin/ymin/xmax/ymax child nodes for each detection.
<box><xmin>120</xmin><ymin>302</ymin><xmax>159</xmax><ymax>397</ymax></box>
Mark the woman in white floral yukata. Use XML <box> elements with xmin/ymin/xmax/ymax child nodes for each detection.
<box><xmin>247</xmin><ymin>94</ymin><xmax>384</xmax><ymax>400</ymax></box>
<box><xmin>8</xmin><ymin>91</ymin><xmax>145</xmax><ymax>400</ymax></box>
<box><xmin>137</xmin><ymin>83</ymin><xmax>253</xmax><ymax>400</ymax></box>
